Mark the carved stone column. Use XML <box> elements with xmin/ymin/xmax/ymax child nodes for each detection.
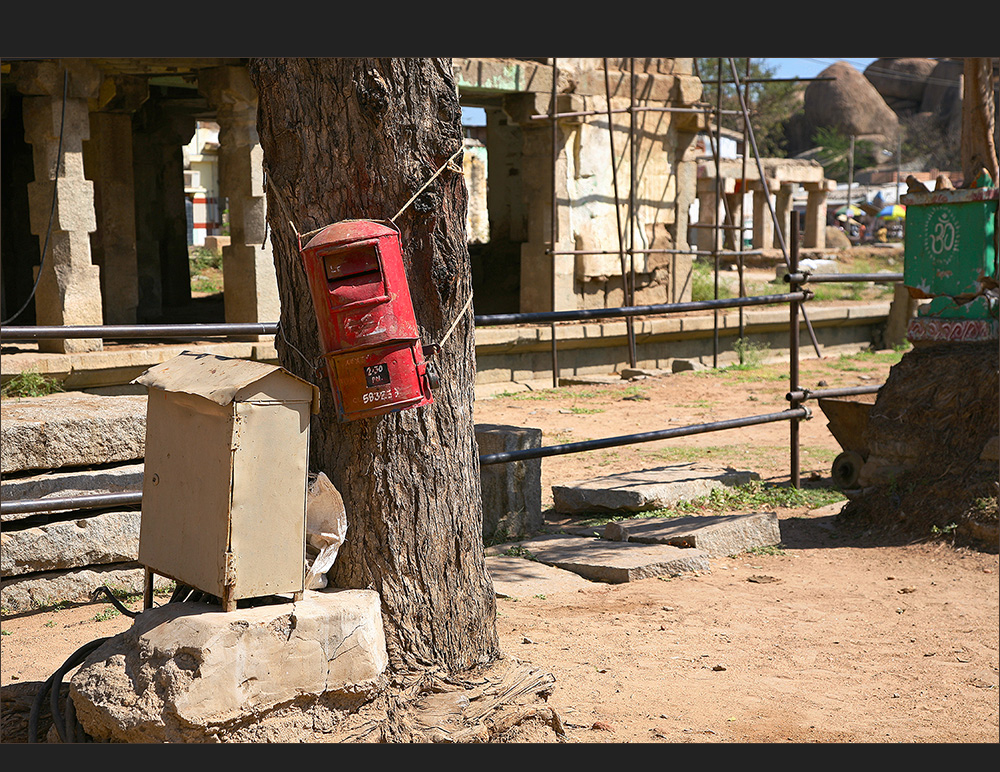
<box><xmin>803</xmin><ymin>183</ymin><xmax>829</xmax><ymax>249</ymax></box>
<box><xmin>751</xmin><ymin>185</ymin><xmax>775</xmax><ymax>252</ymax></box>
<box><xmin>12</xmin><ymin>60</ymin><xmax>103</xmax><ymax>352</ymax></box>
<box><xmin>503</xmin><ymin>92</ymin><xmax>577</xmax><ymax>314</ymax></box>
<box><xmin>774</xmin><ymin>183</ymin><xmax>793</xmax><ymax>249</ymax></box>
<box><xmin>85</xmin><ymin>75</ymin><xmax>148</xmax><ymax>324</ymax></box>
<box><xmin>199</xmin><ymin>66</ymin><xmax>279</xmax><ymax>328</ymax></box>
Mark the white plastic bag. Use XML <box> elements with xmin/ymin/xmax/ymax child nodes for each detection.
<box><xmin>303</xmin><ymin>472</ymin><xmax>348</xmax><ymax>590</ymax></box>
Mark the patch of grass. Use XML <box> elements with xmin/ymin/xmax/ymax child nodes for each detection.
<box><xmin>691</xmin><ymin>259</ymin><xmax>719</xmax><ymax>302</ymax></box>
<box><xmin>1</xmin><ymin>369</ymin><xmax>65</xmax><ymax>399</ymax></box>
<box><xmin>188</xmin><ymin>246</ymin><xmax>222</xmax><ymax>274</ymax></box>
<box><xmin>189</xmin><ymin>246</ymin><xmax>224</xmax><ymax>294</ymax></box>
<box><xmin>746</xmin><ymin>544</ymin><xmax>786</xmax><ymax>557</ymax></box>
<box><xmin>567</xmin><ymin>406</ymin><xmax>605</xmax><ymax>414</ymax></box>
<box><xmin>731</xmin><ymin>337</ymin><xmax>771</xmax><ymax>369</ymax></box>
<box><xmin>93</xmin><ymin>608</ymin><xmax>120</xmax><ymax>622</ymax></box>
<box><xmin>501</xmin><ymin>545</ymin><xmax>537</xmax><ymax>560</ymax></box>
<box><xmin>634</xmin><ymin>479</ymin><xmax>844</xmax><ymax>519</ymax></box>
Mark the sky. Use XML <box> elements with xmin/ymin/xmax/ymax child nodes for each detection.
<box><xmin>462</xmin><ymin>59</ymin><xmax>880</xmax><ymax>124</ymax></box>
<box><xmin>762</xmin><ymin>58</ymin><xmax>878</xmax><ymax>80</ymax></box>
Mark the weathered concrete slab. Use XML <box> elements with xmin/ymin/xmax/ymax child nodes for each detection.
<box><xmin>603</xmin><ymin>512</ymin><xmax>781</xmax><ymax>557</ymax></box>
<box><xmin>1</xmin><ymin>393</ymin><xmax>147</xmax><ymax>473</ymax></box>
<box><xmin>71</xmin><ymin>588</ymin><xmax>388</xmax><ymax>743</ymax></box>
<box><xmin>1</xmin><ymin>509</ymin><xmax>140</xmax><ymax>576</ymax></box>
<box><xmin>552</xmin><ymin>464</ymin><xmax>761</xmax><ymax>514</ymax></box>
<box><xmin>486</xmin><ymin>554</ymin><xmax>593</xmax><ymax>598</ymax></box>
<box><xmin>506</xmin><ymin>534</ymin><xmax>709</xmax><ymax>584</ymax></box>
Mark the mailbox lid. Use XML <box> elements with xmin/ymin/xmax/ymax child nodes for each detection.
<box><xmin>134</xmin><ymin>351</ymin><xmax>320</xmax><ymax>413</ymax></box>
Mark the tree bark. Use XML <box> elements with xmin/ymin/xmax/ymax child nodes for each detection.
<box><xmin>961</xmin><ymin>58</ymin><xmax>999</xmax><ymax>187</ymax></box>
<box><xmin>247</xmin><ymin>58</ymin><xmax>499</xmax><ymax>673</ymax></box>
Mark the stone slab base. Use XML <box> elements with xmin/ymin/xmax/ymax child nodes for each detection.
<box><xmin>552</xmin><ymin>464</ymin><xmax>761</xmax><ymax>515</ymax></box>
<box><xmin>505</xmin><ymin>534</ymin><xmax>709</xmax><ymax>584</ymax></box>
<box><xmin>603</xmin><ymin>512</ymin><xmax>781</xmax><ymax>557</ymax></box>
<box><xmin>70</xmin><ymin>588</ymin><xmax>388</xmax><ymax>743</ymax></box>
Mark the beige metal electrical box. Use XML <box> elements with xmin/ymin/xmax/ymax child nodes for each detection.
<box><xmin>135</xmin><ymin>352</ymin><xmax>320</xmax><ymax>611</ymax></box>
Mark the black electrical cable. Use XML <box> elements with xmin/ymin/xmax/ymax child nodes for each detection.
<box><xmin>27</xmin><ymin>580</ymin><xmax>264</xmax><ymax>741</ymax></box>
<box><xmin>27</xmin><ymin>582</ymin><xmax>200</xmax><ymax>742</ymax></box>
<box><xmin>2</xmin><ymin>68</ymin><xmax>68</xmax><ymax>326</ymax></box>
<box><xmin>90</xmin><ymin>585</ymin><xmax>139</xmax><ymax>618</ymax></box>
<box><xmin>28</xmin><ymin>636</ymin><xmax>109</xmax><ymax>743</ymax></box>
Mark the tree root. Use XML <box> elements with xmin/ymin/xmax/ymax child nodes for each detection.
<box><xmin>333</xmin><ymin>656</ymin><xmax>565</xmax><ymax>743</ymax></box>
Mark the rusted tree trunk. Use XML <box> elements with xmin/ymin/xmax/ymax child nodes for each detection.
<box><xmin>247</xmin><ymin>58</ymin><xmax>499</xmax><ymax>673</ymax></box>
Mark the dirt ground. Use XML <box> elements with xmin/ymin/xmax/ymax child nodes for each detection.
<box><xmin>2</xmin><ymin>345</ymin><xmax>998</xmax><ymax>743</ymax></box>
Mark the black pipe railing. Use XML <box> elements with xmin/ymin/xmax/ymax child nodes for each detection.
<box><xmin>478</xmin><ymin>408</ymin><xmax>810</xmax><ymax>466</ymax></box>
<box><xmin>783</xmin><ymin>272</ymin><xmax>904</xmax><ymax>285</ymax></box>
<box><xmin>1</xmin><ymin>491</ymin><xmax>143</xmax><ymax>516</ymax></box>
<box><xmin>786</xmin><ymin>384</ymin><xmax>882</xmax><ymax>403</ymax></box>
<box><xmin>1</xmin><ymin>323</ymin><xmax>278</xmax><ymax>340</ymax></box>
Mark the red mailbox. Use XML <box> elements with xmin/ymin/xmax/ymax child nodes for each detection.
<box><xmin>299</xmin><ymin>219</ymin><xmax>435</xmax><ymax>421</ymax></box>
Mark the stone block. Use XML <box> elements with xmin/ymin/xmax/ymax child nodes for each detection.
<box><xmin>0</xmin><ymin>564</ymin><xmax>153</xmax><ymax>613</ymax></box>
<box><xmin>486</xmin><ymin>555</ymin><xmax>592</xmax><ymax>598</ymax></box>
<box><xmin>603</xmin><ymin>512</ymin><xmax>781</xmax><ymax>557</ymax></box>
<box><xmin>1</xmin><ymin>510</ymin><xmax>140</xmax><ymax>576</ymax></box>
<box><xmin>70</xmin><ymin>589</ymin><xmax>388</xmax><ymax>743</ymax></box>
<box><xmin>552</xmin><ymin>464</ymin><xmax>760</xmax><ymax>514</ymax></box>
<box><xmin>1</xmin><ymin>462</ymin><xmax>145</xmax><ymax>519</ymax></box>
<box><xmin>508</xmin><ymin>534</ymin><xmax>709</xmax><ymax>583</ymax></box>
<box><xmin>476</xmin><ymin>424</ymin><xmax>542</xmax><ymax>540</ymax></box>
<box><xmin>0</xmin><ymin>393</ymin><xmax>147</xmax><ymax>473</ymax></box>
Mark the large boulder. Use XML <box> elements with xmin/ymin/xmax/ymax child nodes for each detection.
<box><xmin>804</xmin><ymin>61</ymin><xmax>899</xmax><ymax>141</ymax></box>
<box><xmin>864</xmin><ymin>57</ymin><xmax>937</xmax><ymax>110</ymax></box>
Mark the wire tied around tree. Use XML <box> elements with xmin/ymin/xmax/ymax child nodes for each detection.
<box><xmin>270</xmin><ymin>144</ymin><xmax>473</xmax><ymax>375</ymax></box>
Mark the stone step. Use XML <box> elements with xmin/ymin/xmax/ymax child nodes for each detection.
<box><xmin>603</xmin><ymin>511</ymin><xmax>781</xmax><ymax>558</ymax></box>
<box><xmin>489</xmin><ymin>533</ymin><xmax>710</xmax><ymax>584</ymax></box>
<box><xmin>1</xmin><ymin>462</ymin><xmax>145</xmax><ymax>521</ymax></box>
<box><xmin>1</xmin><ymin>393</ymin><xmax>147</xmax><ymax>474</ymax></box>
<box><xmin>551</xmin><ymin>463</ymin><xmax>761</xmax><ymax>515</ymax></box>
<box><xmin>71</xmin><ymin>589</ymin><xmax>388</xmax><ymax>743</ymax></box>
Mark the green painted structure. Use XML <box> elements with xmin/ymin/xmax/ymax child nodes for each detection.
<box><xmin>902</xmin><ymin>182</ymin><xmax>998</xmax><ymax>327</ymax></box>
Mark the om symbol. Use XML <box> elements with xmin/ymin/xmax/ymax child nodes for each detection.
<box><xmin>926</xmin><ymin>211</ymin><xmax>959</xmax><ymax>257</ymax></box>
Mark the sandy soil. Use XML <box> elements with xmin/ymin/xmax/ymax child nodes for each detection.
<box><xmin>2</xmin><ymin>347</ymin><xmax>998</xmax><ymax>743</ymax></box>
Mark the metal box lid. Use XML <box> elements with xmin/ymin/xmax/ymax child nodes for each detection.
<box><xmin>134</xmin><ymin>350</ymin><xmax>320</xmax><ymax>412</ymax></box>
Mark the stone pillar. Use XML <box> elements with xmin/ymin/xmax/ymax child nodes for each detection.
<box><xmin>773</xmin><ymin>183</ymin><xmax>792</xmax><ymax>249</ymax></box>
<box><xmin>673</xmin><ymin>132</ymin><xmax>699</xmax><ymax>255</ymax></box>
<box><xmin>694</xmin><ymin>183</ymin><xmax>722</xmax><ymax>254</ymax></box>
<box><xmin>13</xmin><ymin>60</ymin><xmax>103</xmax><ymax>352</ymax></box>
<box><xmin>85</xmin><ymin>76</ymin><xmax>149</xmax><ymax>325</ymax></box>
<box><xmin>505</xmin><ymin>93</ymin><xmax>576</xmax><ymax>313</ymax></box>
<box><xmin>751</xmin><ymin>185</ymin><xmax>775</xmax><ymax>251</ymax></box>
<box><xmin>132</xmin><ymin>101</ymin><xmax>195</xmax><ymax>321</ymax></box>
<box><xmin>803</xmin><ymin>183</ymin><xmax>828</xmax><ymax>249</ymax></box>
<box><xmin>199</xmin><ymin>66</ymin><xmax>279</xmax><ymax>327</ymax></box>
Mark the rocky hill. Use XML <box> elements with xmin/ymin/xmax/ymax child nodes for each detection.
<box><xmin>783</xmin><ymin>57</ymin><xmax>980</xmax><ymax>167</ymax></box>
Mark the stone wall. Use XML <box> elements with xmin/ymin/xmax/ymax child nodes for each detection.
<box><xmin>1</xmin><ymin>393</ymin><xmax>542</xmax><ymax>611</ymax></box>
